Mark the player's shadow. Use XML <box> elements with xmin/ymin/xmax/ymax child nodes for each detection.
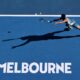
<box><xmin>2</xmin><ymin>29</ymin><xmax>80</xmax><ymax>49</ymax></box>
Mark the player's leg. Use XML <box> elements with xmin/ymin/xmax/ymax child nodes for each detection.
<box><xmin>77</xmin><ymin>25</ymin><xmax>80</xmax><ymax>29</ymax></box>
<box><xmin>73</xmin><ymin>23</ymin><xmax>80</xmax><ymax>30</ymax></box>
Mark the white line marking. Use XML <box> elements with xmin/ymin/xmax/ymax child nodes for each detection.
<box><xmin>0</xmin><ymin>15</ymin><xmax>80</xmax><ymax>17</ymax></box>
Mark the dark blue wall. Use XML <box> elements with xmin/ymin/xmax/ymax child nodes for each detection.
<box><xmin>0</xmin><ymin>0</ymin><xmax>79</xmax><ymax>14</ymax></box>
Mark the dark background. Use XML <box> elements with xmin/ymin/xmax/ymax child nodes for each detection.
<box><xmin>0</xmin><ymin>0</ymin><xmax>79</xmax><ymax>14</ymax></box>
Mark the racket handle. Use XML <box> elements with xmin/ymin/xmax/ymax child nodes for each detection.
<box><xmin>47</xmin><ymin>20</ymin><xmax>53</xmax><ymax>23</ymax></box>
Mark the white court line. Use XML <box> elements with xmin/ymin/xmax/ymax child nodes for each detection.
<box><xmin>0</xmin><ymin>14</ymin><xmax>80</xmax><ymax>17</ymax></box>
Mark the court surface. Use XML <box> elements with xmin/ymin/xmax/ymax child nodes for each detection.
<box><xmin>0</xmin><ymin>16</ymin><xmax>80</xmax><ymax>80</ymax></box>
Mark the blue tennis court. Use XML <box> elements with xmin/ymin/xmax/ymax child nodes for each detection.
<box><xmin>0</xmin><ymin>16</ymin><xmax>80</xmax><ymax>80</ymax></box>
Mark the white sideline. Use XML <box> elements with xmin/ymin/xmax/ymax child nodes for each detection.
<box><xmin>0</xmin><ymin>14</ymin><xmax>79</xmax><ymax>17</ymax></box>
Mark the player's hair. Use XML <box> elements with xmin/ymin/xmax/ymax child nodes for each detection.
<box><xmin>60</xmin><ymin>14</ymin><xmax>66</xmax><ymax>20</ymax></box>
